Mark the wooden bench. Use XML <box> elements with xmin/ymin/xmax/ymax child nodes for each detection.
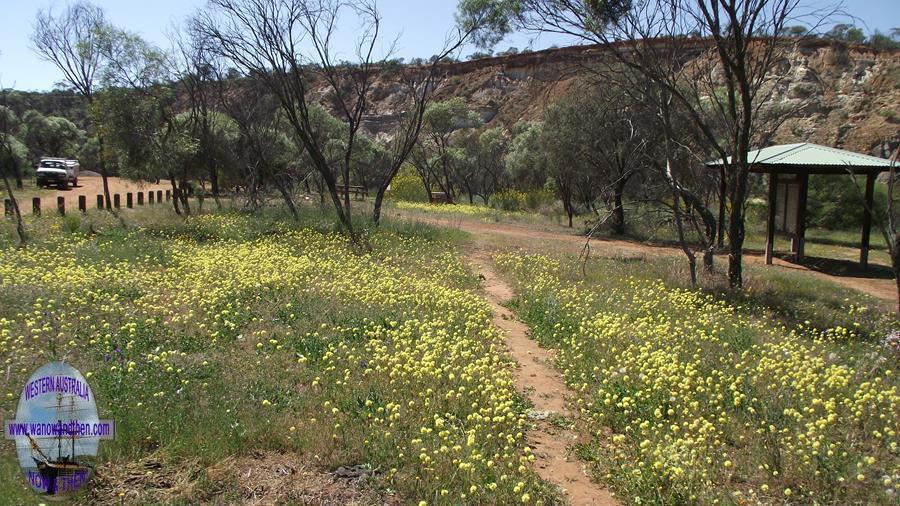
<box><xmin>335</xmin><ymin>185</ymin><xmax>369</xmax><ymax>199</ymax></box>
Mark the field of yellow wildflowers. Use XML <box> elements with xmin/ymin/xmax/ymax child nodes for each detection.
<box><xmin>497</xmin><ymin>253</ymin><xmax>899</xmax><ymax>504</ymax></box>
<box><xmin>0</xmin><ymin>210</ymin><xmax>556</xmax><ymax>504</ymax></box>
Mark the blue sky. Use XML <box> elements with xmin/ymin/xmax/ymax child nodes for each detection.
<box><xmin>1</xmin><ymin>0</ymin><xmax>897</xmax><ymax>92</ymax></box>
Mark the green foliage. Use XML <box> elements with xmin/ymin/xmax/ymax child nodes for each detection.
<box><xmin>807</xmin><ymin>174</ymin><xmax>887</xmax><ymax>230</ymax></box>
<box><xmin>18</xmin><ymin>109</ymin><xmax>85</xmax><ymax>159</ymax></box>
<box><xmin>490</xmin><ymin>188</ymin><xmax>527</xmax><ymax>211</ymax></box>
<box><xmin>524</xmin><ymin>187</ymin><xmax>555</xmax><ymax>210</ymax></box>
<box><xmin>822</xmin><ymin>24</ymin><xmax>899</xmax><ymax>48</ymax></box>
<box><xmin>869</xmin><ymin>30</ymin><xmax>900</xmax><ymax>50</ymax></box>
<box><xmin>504</xmin><ymin>121</ymin><xmax>546</xmax><ymax>189</ymax></box>
<box><xmin>456</xmin><ymin>0</ymin><xmax>632</xmax><ymax>49</ymax></box>
<box><xmin>423</xmin><ymin>97</ymin><xmax>481</xmax><ymax>136</ymax></box>
<box><xmin>0</xmin><ymin>136</ymin><xmax>31</xmax><ymax>176</ymax></box>
<box><xmin>0</xmin><ymin>106</ymin><xmax>19</xmax><ymax>133</ymax></box>
<box><xmin>489</xmin><ymin>188</ymin><xmax>554</xmax><ymax>211</ymax></box>
<box><xmin>455</xmin><ymin>0</ymin><xmax>518</xmax><ymax>49</ymax></box>
<box><xmin>825</xmin><ymin>24</ymin><xmax>866</xmax><ymax>44</ymax></box>
<box><xmin>387</xmin><ymin>164</ymin><xmax>428</xmax><ymax>202</ymax></box>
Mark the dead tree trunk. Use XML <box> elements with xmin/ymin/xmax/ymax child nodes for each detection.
<box><xmin>2</xmin><ymin>170</ymin><xmax>26</xmax><ymax>248</ymax></box>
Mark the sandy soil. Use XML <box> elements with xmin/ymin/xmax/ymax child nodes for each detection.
<box><xmin>20</xmin><ymin>175</ymin><xmax>171</xmax><ymax>213</ymax></box>
<box><xmin>471</xmin><ymin>253</ymin><xmax>618</xmax><ymax>506</ymax></box>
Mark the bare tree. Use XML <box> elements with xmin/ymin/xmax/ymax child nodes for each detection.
<box><xmin>32</xmin><ymin>0</ymin><xmax>113</xmax><ymax>209</ymax></box>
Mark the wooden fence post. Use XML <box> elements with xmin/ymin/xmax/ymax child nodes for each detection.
<box><xmin>32</xmin><ymin>197</ymin><xmax>41</xmax><ymax>216</ymax></box>
<box><xmin>126</xmin><ymin>193</ymin><xmax>133</xmax><ymax>208</ymax></box>
<box><xmin>78</xmin><ymin>195</ymin><xmax>86</xmax><ymax>213</ymax></box>
<box><xmin>113</xmin><ymin>194</ymin><xmax>121</xmax><ymax>209</ymax></box>
<box><xmin>57</xmin><ymin>197</ymin><xmax>65</xmax><ymax>216</ymax></box>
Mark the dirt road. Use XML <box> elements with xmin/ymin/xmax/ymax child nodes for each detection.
<box><xmin>399</xmin><ymin>211</ymin><xmax>895</xmax><ymax>304</ymax></box>
<box><xmin>18</xmin><ymin>176</ymin><xmax>171</xmax><ymax>213</ymax></box>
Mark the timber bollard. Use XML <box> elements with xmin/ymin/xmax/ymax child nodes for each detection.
<box><xmin>32</xmin><ymin>198</ymin><xmax>41</xmax><ymax>216</ymax></box>
<box><xmin>97</xmin><ymin>195</ymin><xmax>104</xmax><ymax>209</ymax></box>
<box><xmin>57</xmin><ymin>197</ymin><xmax>65</xmax><ymax>216</ymax></box>
<box><xmin>165</xmin><ymin>190</ymin><xmax>171</xmax><ymax>201</ymax></box>
<box><xmin>4</xmin><ymin>199</ymin><xmax>12</xmax><ymax>216</ymax></box>
<box><xmin>148</xmin><ymin>191</ymin><xmax>155</xmax><ymax>204</ymax></box>
<box><xmin>156</xmin><ymin>190</ymin><xmax>162</xmax><ymax>202</ymax></box>
<box><xmin>126</xmin><ymin>193</ymin><xmax>133</xmax><ymax>208</ymax></box>
<box><xmin>137</xmin><ymin>192</ymin><xmax>144</xmax><ymax>205</ymax></box>
<box><xmin>114</xmin><ymin>194</ymin><xmax>121</xmax><ymax>209</ymax></box>
<box><xmin>78</xmin><ymin>195</ymin><xmax>86</xmax><ymax>213</ymax></box>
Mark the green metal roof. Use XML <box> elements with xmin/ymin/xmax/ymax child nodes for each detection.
<box><xmin>707</xmin><ymin>143</ymin><xmax>895</xmax><ymax>173</ymax></box>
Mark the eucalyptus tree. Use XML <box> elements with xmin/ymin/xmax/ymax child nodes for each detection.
<box><xmin>410</xmin><ymin>98</ymin><xmax>481</xmax><ymax>202</ymax></box>
<box><xmin>18</xmin><ymin>111</ymin><xmax>85</xmax><ymax>161</ymax></box>
<box><xmin>541</xmin><ymin>84</ymin><xmax>649</xmax><ymax>234</ymax></box>
<box><xmin>504</xmin><ymin>121</ymin><xmax>547</xmax><ymax>190</ymax></box>
<box><xmin>175</xmin><ymin>26</ymin><xmax>231</xmax><ymax>207</ymax></box>
<box><xmin>457</xmin><ymin>126</ymin><xmax>508</xmax><ymax>204</ymax></box>
<box><xmin>0</xmin><ymin>105</ymin><xmax>28</xmax><ymax>189</ymax></box>
<box><xmin>213</xmin><ymin>73</ymin><xmax>305</xmax><ymax>217</ymax></box>
<box><xmin>32</xmin><ymin>0</ymin><xmax>113</xmax><ymax>207</ymax></box>
<box><xmin>0</xmin><ymin>86</ymin><xmax>26</xmax><ymax>247</ymax></box>
<box><xmin>194</xmin><ymin>0</ymin><xmax>493</xmax><ymax>240</ymax></box>
<box><xmin>98</xmin><ymin>29</ymin><xmax>199</xmax><ymax>215</ymax></box>
<box><xmin>457</xmin><ymin>0</ymin><xmax>831</xmax><ymax>286</ymax></box>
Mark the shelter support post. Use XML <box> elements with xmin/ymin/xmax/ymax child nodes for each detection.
<box><xmin>765</xmin><ymin>172</ymin><xmax>777</xmax><ymax>265</ymax></box>
<box><xmin>794</xmin><ymin>173</ymin><xmax>809</xmax><ymax>260</ymax></box>
<box><xmin>860</xmin><ymin>171</ymin><xmax>876</xmax><ymax>270</ymax></box>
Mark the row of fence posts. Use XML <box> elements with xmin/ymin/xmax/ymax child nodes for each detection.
<box><xmin>4</xmin><ymin>189</ymin><xmax>175</xmax><ymax>217</ymax></box>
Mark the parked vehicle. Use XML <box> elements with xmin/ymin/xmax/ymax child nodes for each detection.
<box><xmin>36</xmin><ymin>158</ymin><xmax>79</xmax><ymax>189</ymax></box>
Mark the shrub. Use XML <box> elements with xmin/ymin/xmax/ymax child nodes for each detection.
<box><xmin>490</xmin><ymin>189</ymin><xmax>527</xmax><ymax>211</ymax></box>
<box><xmin>489</xmin><ymin>188</ymin><xmax>552</xmax><ymax>212</ymax></box>
<box><xmin>523</xmin><ymin>188</ymin><xmax>554</xmax><ymax>211</ymax></box>
<box><xmin>386</xmin><ymin>165</ymin><xmax>427</xmax><ymax>202</ymax></box>
<box><xmin>807</xmin><ymin>174</ymin><xmax>887</xmax><ymax>230</ymax></box>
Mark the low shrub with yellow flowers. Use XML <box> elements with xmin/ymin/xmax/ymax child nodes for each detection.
<box><xmin>0</xmin><ymin>211</ymin><xmax>556</xmax><ymax>504</ymax></box>
<box><xmin>496</xmin><ymin>252</ymin><xmax>899</xmax><ymax>505</ymax></box>
<box><xmin>392</xmin><ymin>200</ymin><xmax>523</xmax><ymax>220</ymax></box>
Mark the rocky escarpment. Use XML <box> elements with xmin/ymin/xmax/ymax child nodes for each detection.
<box><xmin>768</xmin><ymin>43</ymin><xmax>899</xmax><ymax>157</ymax></box>
<box><xmin>349</xmin><ymin>41</ymin><xmax>900</xmax><ymax>157</ymax></box>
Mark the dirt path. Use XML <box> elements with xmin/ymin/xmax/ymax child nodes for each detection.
<box><xmin>470</xmin><ymin>253</ymin><xmax>618</xmax><ymax>506</ymax></box>
<box><xmin>402</xmin><ymin>211</ymin><xmax>895</xmax><ymax>304</ymax></box>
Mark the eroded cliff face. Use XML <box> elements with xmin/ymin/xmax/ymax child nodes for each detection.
<box><xmin>768</xmin><ymin>44</ymin><xmax>899</xmax><ymax>157</ymax></box>
<box><xmin>343</xmin><ymin>41</ymin><xmax>899</xmax><ymax>157</ymax></box>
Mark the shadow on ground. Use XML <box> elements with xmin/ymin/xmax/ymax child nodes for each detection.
<box><xmin>775</xmin><ymin>253</ymin><xmax>894</xmax><ymax>280</ymax></box>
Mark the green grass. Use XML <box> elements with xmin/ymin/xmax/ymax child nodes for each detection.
<box><xmin>497</xmin><ymin>251</ymin><xmax>899</xmax><ymax>505</ymax></box>
<box><xmin>0</xmin><ymin>203</ymin><xmax>555</xmax><ymax>505</ymax></box>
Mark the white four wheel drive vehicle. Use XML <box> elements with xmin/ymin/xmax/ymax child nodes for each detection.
<box><xmin>35</xmin><ymin>157</ymin><xmax>80</xmax><ymax>189</ymax></box>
